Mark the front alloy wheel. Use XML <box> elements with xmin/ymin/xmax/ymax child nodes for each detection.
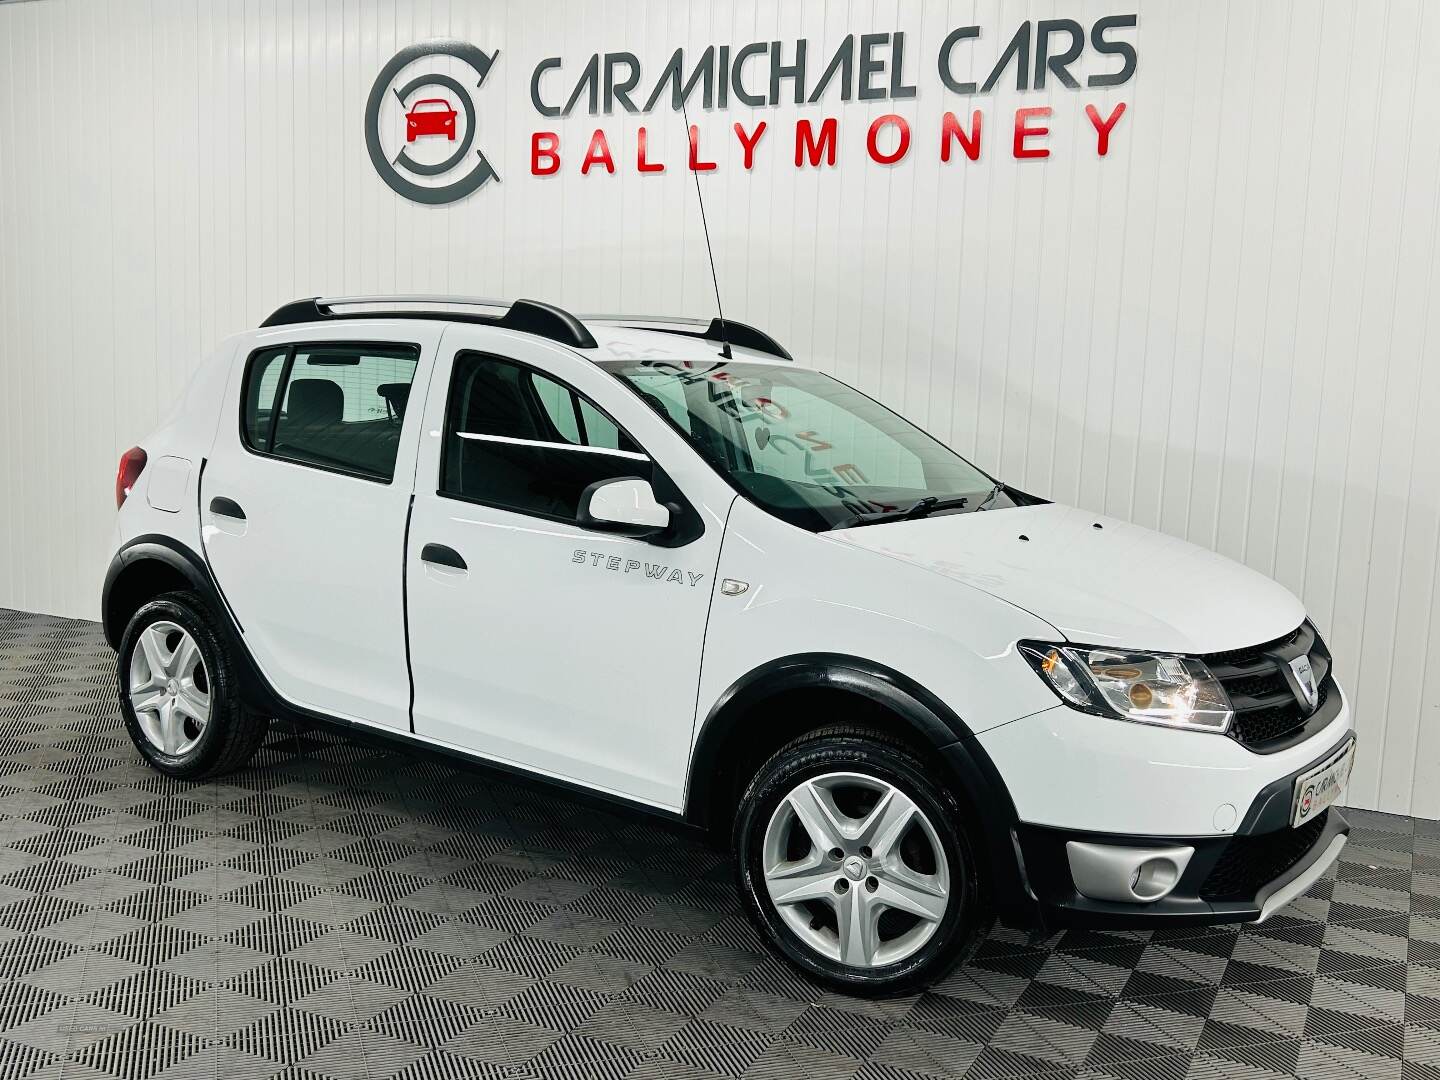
<box><xmin>762</xmin><ymin>772</ymin><xmax>950</xmax><ymax>969</ymax></box>
<box><xmin>735</xmin><ymin>728</ymin><xmax>986</xmax><ymax>995</ymax></box>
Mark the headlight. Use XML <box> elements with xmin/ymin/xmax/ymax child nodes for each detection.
<box><xmin>1019</xmin><ymin>642</ymin><xmax>1233</xmax><ymax>733</ymax></box>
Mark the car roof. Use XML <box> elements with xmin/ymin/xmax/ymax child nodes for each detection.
<box><xmin>257</xmin><ymin>296</ymin><xmax>803</xmax><ymax>368</ymax></box>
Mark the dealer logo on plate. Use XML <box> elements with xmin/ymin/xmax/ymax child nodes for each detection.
<box><xmin>365</xmin><ymin>40</ymin><xmax>500</xmax><ymax>205</ymax></box>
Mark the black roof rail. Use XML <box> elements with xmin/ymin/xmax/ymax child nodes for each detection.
<box><xmin>262</xmin><ymin>298</ymin><xmax>332</xmax><ymax>326</ymax></box>
<box><xmin>701</xmin><ymin>317</ymin><xmax>791</xmax><ymax>361</ymax></box>
<box><xmin>259</xmin><ymin>295</ymin><xmax>597</xmax><ymax>350</ymax></box>
<box><xmin>498</xmin><ymin>299</ymin><xmax>598</xmax><ymax>350</ymax></box>
<box><xmin>586</xmin><ymin>313</ymin><xmax>792</xmax><ymax>361</ymax></box>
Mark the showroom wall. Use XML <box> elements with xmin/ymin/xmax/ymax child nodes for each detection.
<box><xmin>1</xmin><ymin>0</ymin><xmax>1438</xmax><ymax>816</ymax></box>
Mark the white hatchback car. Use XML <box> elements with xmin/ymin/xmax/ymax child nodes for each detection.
<box><xmin>104</xmin><ymin>295</ymin><xmax>1356</xmax><ymax>994</ymax></box>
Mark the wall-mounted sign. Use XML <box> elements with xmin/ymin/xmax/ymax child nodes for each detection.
<box><xmin>369</xmin><ymin>17</ymin><xmax>1136</xmax><ymax>204</ymax></box>
<box><xmin>365</xmin><ymin>40</ymin><xmax>500</xmax><ymax>205</ymax></box>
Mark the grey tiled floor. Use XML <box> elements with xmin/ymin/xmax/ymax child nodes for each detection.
<box><xmin>1</xmin><ymin>606</ymin><xmax>1438</xmax><ymax>1079</ymax></box>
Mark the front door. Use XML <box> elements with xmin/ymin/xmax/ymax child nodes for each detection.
<box><xmin>405</xmin><ymin>331</ymin><xmax>729</xmax><ymax>809</ymax></box>
<box><xmin>200</xmin><ymin>323</ymin><xmax>441</xmax><ymax>730</ymax></box>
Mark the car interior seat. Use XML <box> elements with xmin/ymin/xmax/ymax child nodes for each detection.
<box><xmin>378</xmin><ymin>383</ymin><xmax>411</xmax><ymax>421</ymax></box>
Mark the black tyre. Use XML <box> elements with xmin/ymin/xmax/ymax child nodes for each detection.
<box><xmin>734</xmin><ymin>727</ymin><xmax>989</xmax><ymax>995</ymax></box>
<box><xmin>116</xmin><ymin>591</ymin><xmax>268</xmax><ymax>779</ymax></box>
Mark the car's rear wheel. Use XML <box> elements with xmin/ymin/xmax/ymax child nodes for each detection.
<box><xmin>117</xmin><ymin>591</ymin><xmax>269</xmax><ymax>779</ymax></box>
<box><xmin>128</xmin><ymin>618</ymin><xmax>212</xmax><ymax>757</ymax></box>
<box><xmin>734</xmin><ymin>727</ymin><xmax>989</xmax><ymax>995</ymax></box>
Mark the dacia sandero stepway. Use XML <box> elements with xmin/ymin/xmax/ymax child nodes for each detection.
<box><xmin>103</xmin><ymin>295</ymin><xmax>1355</xmax><ymax>994</ymax></box>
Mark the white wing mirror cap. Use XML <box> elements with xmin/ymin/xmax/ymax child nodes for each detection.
<box><xmin>581</xmin><ymin>477</ymin><xmax>671</xmax><ymax>532</ymax></box>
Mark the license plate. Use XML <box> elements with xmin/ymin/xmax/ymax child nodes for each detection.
<box><xmin>1291</xmin><ymin>741</ymin><xmax>1355</xmax><ymax>827</ymax></box>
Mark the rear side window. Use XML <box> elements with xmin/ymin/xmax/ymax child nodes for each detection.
<box><xmin>440</xmin><ymin>352</ymin><xmax>646</xmax><ymax>522</ymax></box>
<box><xmin>241</xmin><ymin>343</ymin><xmax>420</xmax><ymax>481</ymax></box>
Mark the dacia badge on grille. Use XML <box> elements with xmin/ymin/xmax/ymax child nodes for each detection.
<box><xmin>1289</xmin><ymin>654</ymin><xmax>1319</xmax><ymax>712</ymax></box>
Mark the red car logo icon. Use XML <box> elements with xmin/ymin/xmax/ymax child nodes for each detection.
<box><xmin>406</xmin><ymin>98</ymin><xmax>457</xmax><ymax>142</ymax></box>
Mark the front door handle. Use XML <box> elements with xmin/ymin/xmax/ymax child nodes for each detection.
<box><xmin>209</xmin><ymin>496</ymin><xmax>246</xmax><ymax>520</ymax></box>
<box><xmin>420</xmin><ymin>543</ymin><xmax>467</xmax><ymax>570</ymax></box>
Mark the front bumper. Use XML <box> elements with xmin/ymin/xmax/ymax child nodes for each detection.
<box><xmin>978</xmin><ymin>685</ymin><xmax>1352</xmax><ymax>837</ymax></box>
<box><xmin>1012</xmin><ymin>730</ymin><xmax>1355</xmax><ymax>928</ymax></box>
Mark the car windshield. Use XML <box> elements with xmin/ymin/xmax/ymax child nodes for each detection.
<box><xmin>602</xmin><ymin>359</ymin><xmax>1020</xmax><ymax>532</ymax></box>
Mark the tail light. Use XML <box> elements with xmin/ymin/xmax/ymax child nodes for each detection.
<box><xmin>115</xmin><ymin>446</ymin><xmax>147</xmax><ymax>508</ymax></box>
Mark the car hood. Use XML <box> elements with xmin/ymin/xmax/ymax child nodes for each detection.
<box><xmin>831</xmin><ymin>503</ymin><xmax>1306</xmax><ymax>655</ymax></box>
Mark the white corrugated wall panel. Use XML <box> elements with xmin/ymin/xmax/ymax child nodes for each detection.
<box><xmin>0</xmin><ymin>0</ymin><xmax>1437</xmax><ymax>815</ymax></box>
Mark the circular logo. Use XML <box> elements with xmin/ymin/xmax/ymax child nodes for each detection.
<box><xmin>1300</xmin><ymin>784</ymin><xmax>1315</xmax><ymax>815</ymax></box>
<box><xmin>365</xmin><ymin>40</ymin><xmax>500</xmax><ymax>205</ymax></box>
<box><xmin>842</xmin><ymin>856</ymin><xmax>866</xmax><ymax>881</ymax></box>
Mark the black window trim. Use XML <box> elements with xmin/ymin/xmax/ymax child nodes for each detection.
<box><xmin>435</xmin><ymin>349</ymin><xmax>704</xmax><ymax>545</ymax></box>
<box><xmin>237</xmin><ymin>339</ymin><xmax>422</xmax><ymax>486</ymax></box>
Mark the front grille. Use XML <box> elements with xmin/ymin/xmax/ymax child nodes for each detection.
<box><xmin>1199</xmin><ymin>810</ymin><xmax>1329</xmax><ymax>901</ymax></box>
<box><xmin>1206</xmin><ymin>623</ymin><xmax>1307</xmax><ymax>666</ymax></box>
<box><xmin>1206</xmin><ymin>621</ymin><xmax>1331</xmax><ymax>752</ymax></box>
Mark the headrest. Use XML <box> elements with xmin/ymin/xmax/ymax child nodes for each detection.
<box><xmin>639</xmin><ymin>389</ymin><xmax>672</xmax><ymax>418</ymax></box>
<box><xmin>287</xmin><ymin>379</ymin><xmax>343</xmax><ymax>424</ymax></box>
<box><xmin>378</xmin><ymin>383</ymin><xmax>411</xmax><ymax>419</ymax></box>
<box><xmin>462</xmin><ymin>365</ymin><xmax>542</xmax><ymax>440</ymax></box>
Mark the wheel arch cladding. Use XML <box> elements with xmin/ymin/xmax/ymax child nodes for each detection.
<box><xmin>103</xmin><ymin>534</ymin><xmax>286</xmax><ymax>714</ymax></box>
<box><xmin>686</xmin><ymin>653</ymin><xmax>1037</xmax><ymax>921</ymax></box>
<box><xmin>102</xmin><ymin>536</ymin><xmax>214</xmax><ymax>651</ymax></box>
<box><xmin>686</xmin><ymin>654</ymin><xmax>1011</xmax><ymax>823</ymax></box>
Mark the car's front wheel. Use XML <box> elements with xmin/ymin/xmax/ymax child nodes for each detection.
<box><xmin>117</xmin><ymin>591</ymin><xmax>268</xmax><ymax>779</ymax></box>
<box><xmin>734</xmin><ymin>726</ymin><xmax>989</xmax><ymax>995</ymax></box>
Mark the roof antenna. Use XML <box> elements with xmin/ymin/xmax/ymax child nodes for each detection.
<box><xmin>680</xmin><ymin>97</ymin><xmax>732</xmax><ymax>360</ymax></box>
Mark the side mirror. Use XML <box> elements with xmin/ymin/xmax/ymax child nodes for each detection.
<box><xmin>578</xmin><ymin>476</ymin><xmax>671</xmax><ymax>538</ymax></box>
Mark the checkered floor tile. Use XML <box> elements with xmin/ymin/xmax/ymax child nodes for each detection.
<box><xmin>0</xmin><ymin>606</ymin><xmax>1437</xmax><ymax>1079</ymax></box>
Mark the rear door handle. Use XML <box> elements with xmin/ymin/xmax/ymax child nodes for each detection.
<box><xmin>420</xmin><ymin>543</ymin><xmax>467</xmax><ymax>570</ymax></box>
<box><xmin>209</xmin><ymin>496</ymin><xmax>246</xmax><ymax>520</ymax></box>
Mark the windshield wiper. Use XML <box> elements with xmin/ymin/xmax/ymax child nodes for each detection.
<box><xmin>832</xmin><ymin>495</ymin><xmax>971</xmax><ymax>530</ymax></box>
<box><xmin>974</xmin><ymin>481</ymin><xmax>1005</xmax><ymax>512</ymax></box>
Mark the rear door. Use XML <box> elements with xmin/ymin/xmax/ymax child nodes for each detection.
<box><xmin>200</xmin><ymin>322</ymin><xmax>442</xmax><ymax>730</ymax></box>
<box><xmin>405</xmin><ymin>327</ymin><xmax>733</xmax><ymax>808</ymax></box>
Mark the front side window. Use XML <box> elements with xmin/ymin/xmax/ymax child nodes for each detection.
<box><xmin>602</xmin><ymin>360</ymin><xmax>1016</xmax><ymax>531</ymax></box>
<box><xmin>241</xmin><ymin>343</ymin><xmax>419</xmax><ymax>481</ymax></box>
<box><xmin>440</xmin><ymin>352</ymin><xmax>646</xmax><ymax>522</ymax></box>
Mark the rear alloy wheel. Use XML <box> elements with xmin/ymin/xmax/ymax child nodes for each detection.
<box><xmin>735</xmin><ymin>729</ymin><xmax>985</xmax><ymax>995</ymax></box>
<box><xmin>117</xmin><ymin>592</ymin><xmax>269</xmax><ymax>778</ymax></box>
<box><xmin>128</xmin><ymin>621</ymin><xmax>211</xmax><ymax>757</ymax></box>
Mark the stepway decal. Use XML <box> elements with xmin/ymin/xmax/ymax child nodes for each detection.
<box><xmin>573</xmin><ymin>550</ymin><xmax>706</xmax><ymax>587</ymax></box>
<box><xmin>370</xmin><ymin>16</ymin><xmax>1136</xmax><ymax>203</ymax></box>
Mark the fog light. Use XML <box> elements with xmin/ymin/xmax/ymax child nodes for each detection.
<box><xmin>1131</xmin><ymin>856</ymin><xmax>1181</xmax><ymax>900</ymax></box>
<box><xmin>1067</xmin><ymin>841</ymin><xmax>1195</xmax><ymax>903</ymax></box>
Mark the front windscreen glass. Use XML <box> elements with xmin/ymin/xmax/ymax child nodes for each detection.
<box><xmin>602</xmin><ymin>359</ymin><xmax>1018</xmax><ymax>532</ymax></box>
